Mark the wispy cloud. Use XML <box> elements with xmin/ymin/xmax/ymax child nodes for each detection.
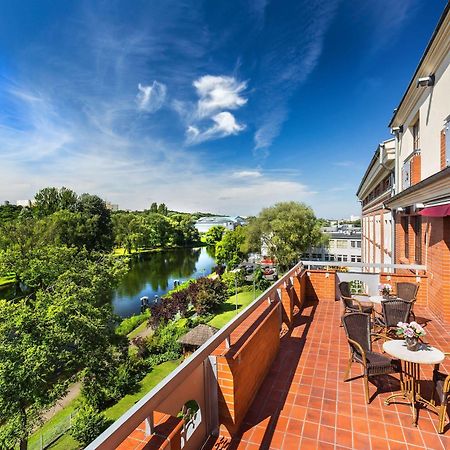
<box><xmin>333</xmin><ymin>161</ymin><xmax>354</xmax><ymax>167</ymax></box>
<box><xmin>136</xmin><ymin>81</ymin><xmax>167</xmax><ymax>112</ymax></box>
<box><xmin>252</xmin><ymin>0</ymin><xmax>340</xmax><ymax>154</ymax></box>
<box><xmin>231</xmin><ymin>169</ymin><xmax>262</xmax><ymax>178</ymax></box>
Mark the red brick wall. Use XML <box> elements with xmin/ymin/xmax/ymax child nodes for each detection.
<box><xmin>379</xmin><ymin>272</ymin><xmax>428</xmax><ymax>308</ymax></box>
<box><xmin>305</xmin><ymin>270</ymin><xmax>336</xmax><ymax>301</ymax></box>
<box><xmin>425</xmin><ymin>217</ymin><xmax>450</xmax><ymax>322</ymax></box>
<box><xmin>216</xmin><ymin>302</ymin><xmax>281</xmax><ymax>436</ymax></box>
<box><xmin>410</xmin><ymin>153</ymin><xmax>421</xmax><ymax>185</ymax></box>
<box><xmin>280</xmin><ymin>285</ymin><xmax>293</xmax><ymax>328</ymax></box>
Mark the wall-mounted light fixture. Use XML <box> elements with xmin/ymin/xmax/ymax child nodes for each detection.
<box><xmin>416</xmin><ymin>74</ymin><xmax>435</xmax><ymax>87</ymax></box>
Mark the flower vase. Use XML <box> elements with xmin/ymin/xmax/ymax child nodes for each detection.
<box><xmin>405</xmin><ymin>336</ymin><xmax>419</xmax><ymax>351</ymax></box>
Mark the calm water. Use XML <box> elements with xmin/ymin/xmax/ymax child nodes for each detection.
<box><xmin>112</xmin><ymin>247</ymin><xmax>216</xmax><ymax>318</ymax></box>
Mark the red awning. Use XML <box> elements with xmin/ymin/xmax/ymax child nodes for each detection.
<box><xmin>419</xmin><ymin>203</ymin><xmax>450</xmax><ymax>217</ymax></box>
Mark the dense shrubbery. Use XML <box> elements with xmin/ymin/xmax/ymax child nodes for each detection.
<box><xmin>221</xmin><ymin>270</ymin><xmax>246</xmax><ymax>293</ymax></box>
<box><xmin>116</xmin><ymin>310</ymin><xmax>150</xmax><ymax>336</ymax></box>
<box><xmin>81</xmin><ymin>351</ymin><xmax>147</xmax><ymax>411</ymax></box>
<box><xmin>69</xmin><ymin>403</ymin><xmax>109</xmax><ymax>447</ymax></box>
<box><xmin>148</xmin><ymin>277</ymin><xmax>228</xmax><ymax>327</ymax></box>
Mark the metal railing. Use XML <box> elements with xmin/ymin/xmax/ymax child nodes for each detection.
<box><xmin>87</xmin><ymin>262</ymin><xmax>304</xmax><ymax>449</ymax></box>
<box><xmin>301</xmin><ymin>260</ymin><xmax>426</xmax><ymax>274</ymax></box>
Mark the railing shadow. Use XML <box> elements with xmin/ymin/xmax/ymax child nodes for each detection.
<box><xmin>227</xmin><ymin>299</ymin><xmax>318</xmax><ymax>449</ymax></box>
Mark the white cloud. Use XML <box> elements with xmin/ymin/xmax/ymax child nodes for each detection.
<box><xmin>231</xmin><ymin>170</ymin><xmax>262</xmax><ymax>178</ymax></box>
<box><xmin>136</xmin><ymin>81</ymin><xmax>167</xmax><ymax>112</ymax></box>
<box><xmin>193</xmin><ymin>75</ymin><xmax>247</xmax><ymax>118</ymax></box>
<box><xmin>182</xmin><ymin>75</ymin><xmax>248</xmax><ymax>145</ymax></box>
<box><xmin>186</xmin><ymin>111</ymin><xmax>245</xmax><ymax>145</ymax></box>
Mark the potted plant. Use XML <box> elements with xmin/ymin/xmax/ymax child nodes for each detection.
<box><xmin>379</xmin><ymin>283</ymin><xmax>392</xmax><ymax>298</ymax></box>
<box><xmin>396</xmin><ymin>321</ymin><xmax>426</xmax><ymax>351</ymax></box>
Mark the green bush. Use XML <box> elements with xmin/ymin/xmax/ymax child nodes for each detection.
<box><xmin>221</xmin><ymin>270</ymin><xmax>245</xmax><ymax>291</ymax></box>
<box><xmin>70</xmin><ymin>403</ymin><xmax>109</xmax><ymax>447</ymax></box>
<box><xmin>146</xmin><ymin>321</ymin><xmax>187</xmax><ymax>355</ymax></box>
<box><xmin>146</xmin><ymin>351</ymin><xmax>180</xmax><ymax>367</ymax></box>
<box><xmin>116</xmin><ymin>310</ymin><xmax>150</xmax><ymax>335</ymax></box>
<box><xmin>81</xmin><ymin>357</ymin><xmax>148</xmax><ymax>410</ymax></box>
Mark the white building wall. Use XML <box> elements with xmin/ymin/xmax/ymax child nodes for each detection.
<box><xmin>398</xmin><ymin>51</ymin><xmax>450</xmax><ymax>182</ymax></box>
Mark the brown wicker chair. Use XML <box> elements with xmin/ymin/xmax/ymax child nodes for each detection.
<box><xmin>375</xmin><ymin>298</ymin><xmax>412</xmax><ymax>338</ymax></box>
<box><xmin>338</xmin><ymin>281</ymin><xmax>373</xmax><ymax>314</ymax></box>
<box><xmin>342</xmin><ymin>312</ymin><xmax>400</xmax><ymax>403</ymax></box>
<box><xmin>432</xmin><ymin>353</ymin><xmax>450</xmax><ymax>434</ymax></box>
<box><xmin>395</xmin><ymin>282</ymin><xmax>419</xmax><ymax>320</ymax></box>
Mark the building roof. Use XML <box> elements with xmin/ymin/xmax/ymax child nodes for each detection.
<box><xmin>388</xmin><ymin>3</ymin><xmax>450</xmax><ymax>128</ymax></box>
<box><xmin>327</xmin><ymin>232</ymin><xmax>361</xmax><ymax>240</ymax></box>
<box><xmin>178</xmin><ymin>324</ymin><xmax>218</xmax><ymax>347</ymax></box>
<box><xmin>356</xmin><ymin>138</ymin><xmax>395</xmax><ymax>198</ymax></box>
<box><xmin>196</xmin><ymin>216</ymin><xmax>236</xmax><ymax>224</ymax></box>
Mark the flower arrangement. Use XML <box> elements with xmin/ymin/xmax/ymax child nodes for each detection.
<box><xmin>396</xmin><ymin>321</ymin><xmax>426</xmax><ymax>351</ymax></box>
<box><xmin>379</xmin><ymin>283</ymin><xmax>392</xmax><ymax>297</ymax></box>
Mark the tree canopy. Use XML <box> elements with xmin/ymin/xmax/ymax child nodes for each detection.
<box><xmin>247</xmin><ymin>202</ymin><xmax>325</xmax><ymax>271</ymax></box>
<box><xmin>215</xmin><ymin>227</ymin><xmax>247</xmax><ymax>269</ymax></box>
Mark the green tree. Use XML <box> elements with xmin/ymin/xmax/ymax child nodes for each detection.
<box><xmin>204</xmin><ymin>225</ymin><xmax>225</xmax><ymax>245</ymax></box>
<box><xmin>149</xmin><ymin>202</ymin><xmax>158</xmax><ymax>213</ymax></box>
<box><xmin>247</xmin><ymin>202</ymin><xmax>325</xmax><ymax>271</ymax></box>
<box><xmin>157</xmin><ymin>203</ymin><xmax>168</xmax><ymax>215</ymax></box>
<box><xmin>77</xmin><ymin>193</ymin><xmax>114</xmax><ymax>251</ymax></box>
<box><xmin>34</xmin><ymin>187</ymin><xmax>78</xmax><ymax>217</ymax></box>
<box><xmin>0</xmin><ymin>203</ymin><xmax>22</xmax><ymax>223</ymax></box>
<box><xmin>215</xmin><ymin>227</ymin><xmax>247</xmax><ymax>268</ymax></box>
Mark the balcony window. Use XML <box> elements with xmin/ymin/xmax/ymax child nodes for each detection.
<box><xmin>413</xmin><ymin>119</ymin><xmax>420</xmax><ymax>150</ymax></box>
<box><xmin>413</xmin><ymin>216</ymin><xmax>422</xmax><ymax>264</ymax></box>
<box><xmin>402</xmin><ymin>160</ymin><xmax>411</xmax><ymax>189</ymax></box>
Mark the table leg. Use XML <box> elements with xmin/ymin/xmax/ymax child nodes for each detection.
<box><xmin>384</xmin><ymin>361</ymin><xmax>420</xmax><ymax>426</ymax></box>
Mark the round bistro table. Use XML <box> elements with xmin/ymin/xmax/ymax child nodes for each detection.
<box><xmin>383</xmin><ymin>339</ymin><xmax>445</xmax><ymax>426</ymax></box>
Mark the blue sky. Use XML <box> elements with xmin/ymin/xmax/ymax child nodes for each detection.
<box><xmin>0</xmin><ymin>0</ymin><xmax>447</xmax><ymax>217</ymax></box>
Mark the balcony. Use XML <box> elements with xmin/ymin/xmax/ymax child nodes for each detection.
<box><xmin>87</xmin><ymin>262</ymin><xmax>450</xmax><ymax>450</ymax></box>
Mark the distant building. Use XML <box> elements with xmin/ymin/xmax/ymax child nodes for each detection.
<box><xmin>106</xmin><ymin>202</ymin><xmax>119</xmax><ymax>211</ymax></box>
<box><xmin>195</xmin><ymin>216</ymin><xmax>246</xmax><ymax>233</ymax></box>
<box><xmin>304</xmin><ymin>230</ymin><xmax>362</xmax><ymax>264</ymax></box>
<box><xmin>16</xmin><ymin>199</ymin><xmax>32</xmax><ymax>207</ymax></box>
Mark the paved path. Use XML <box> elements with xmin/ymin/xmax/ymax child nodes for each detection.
<box><xmin>42</xmin><ymin>382</ymin><xmax>81</xmax><ymax>421</ymax></box>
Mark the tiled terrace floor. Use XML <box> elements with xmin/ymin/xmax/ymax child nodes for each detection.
<box><xmin>207</xmin><ymin>298</ymin><xmax>450</xmax><ymax>450</ymax></box>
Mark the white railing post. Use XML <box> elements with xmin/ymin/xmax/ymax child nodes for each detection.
<box><xmin>145</xmin><ymin>415</ymin><xmax>154</xmax><ymax>436</ymax></box>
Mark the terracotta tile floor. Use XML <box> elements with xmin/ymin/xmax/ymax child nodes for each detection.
<box><xmin>207</xmin><ymin>299</ymin><xmax>450</xmax><ymax>450</ymax></box>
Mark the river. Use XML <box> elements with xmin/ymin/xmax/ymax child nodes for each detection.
<box><xmin>112</xmin><ymin>246</ymin><xmax>216</xmax><ymax>317</ymax></box>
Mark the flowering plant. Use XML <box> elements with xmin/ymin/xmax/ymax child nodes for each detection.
<box><xmin>379</xmin><ymin>283</ymin><xmax>392</xmax><ymax>296</ymax></box>
<box><xmin>396</xmin><ymin>321</ymin><xmax>426</xmax><ymax>339</ymax></box>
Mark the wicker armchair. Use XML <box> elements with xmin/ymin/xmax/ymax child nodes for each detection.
<box><xmin>432</xmin><ymin>352</ymin><xmax>450</xmax><ymax>434</ymax></box>
<box><xmin>342</xmin><ymin>312</ymin><xmax>400</xmax><ymax>404</ymax></box>
<box><xmin>375</xmin><ymin>298</ymin><xmax>412</xmax><ymax>338</ymax></box>
<box><xmin>396</xmin><ymin>282</ymin><xmax>419</xmax><ymax>320</ymax></box>
<box><xmin>338</xmin><ymin>281</ymin><xmax>373</xmax><ymax>314</ymax></box>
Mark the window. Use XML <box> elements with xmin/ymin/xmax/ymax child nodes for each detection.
<box><xmin>336</xmin><ymin>240</ymin><xmax>347</xmax><ymax>249</ymax></box>
<box><xmin>357</xmin><ymin>241</ymin><xmax>361</xmax><ymax>248</ymax></box>
<box><xmin>413</xmin><ymin>120</ymin><xmax>420</xmax><ymax>150</ymax></box>
<box><xmin>357</xmin><ymin>256</ymin><xmax>361</xmax><ymax>263</ymax></box>
<box><xmin>413</xmin><ymin>216</ymin><xmax>422</xmax><ymax>264</ymax></box>
<box><xmin>401</xmin><ymin>216</ymin><xmax>409</xmax><ymax>259</ymax></box>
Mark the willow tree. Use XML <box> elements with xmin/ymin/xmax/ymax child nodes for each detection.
<box><xmin>247</xmin><ymin>202</ymin><xmax>325</xmax><ymax>271</ymax></box>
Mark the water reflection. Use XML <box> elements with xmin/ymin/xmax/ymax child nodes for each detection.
<box><xmin>112</xmin><ymin>247</ymin><xmax>215</xmax><ymax>318</ymax></box>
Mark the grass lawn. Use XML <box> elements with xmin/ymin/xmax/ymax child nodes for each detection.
<box><xmin>29</xmin><ymin>400</ymin><xmax>78</xmax><ymax>450</ymax></box>
<box><xmin>104</xmin><ymin>360</ymin><xmax>181</xmax><ymax>421</ymax></box>
<box><xmin>44</xmin><ymin>360</ymin><xmax>181</xmax><ymax>450</ymax></box>
<box><xmin>0</xmin><ymin>273</ymin><xmax>15</xmax><ymax>286</ymax></box>
<box><xmin>208</xmin><ymin>289</ymin><xmax>262</xmax><ymax>329</ymax></box>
